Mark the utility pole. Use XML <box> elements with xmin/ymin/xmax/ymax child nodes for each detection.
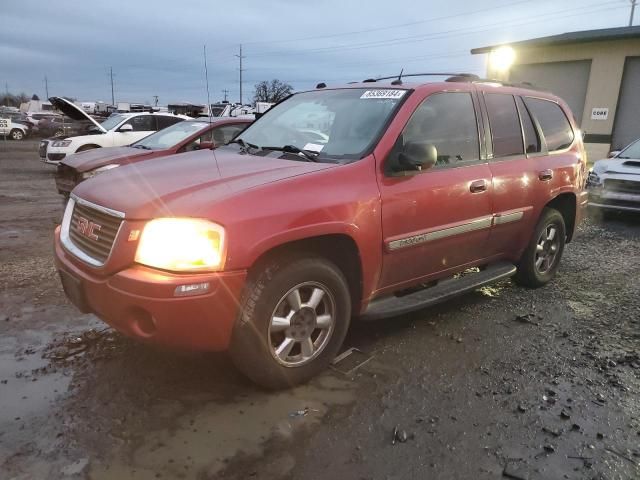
<box><xmin>222</xmin><ymin>89</ymin><xmax>229</xmax><ymax>102</ymax></box>
<box><xmin>630</xmin><ymin>0</ymin><xmax>638</xmax><ymax>26</ymax></box>
<box><xmin>5</xmin><ymin>82</ymin><xmax>8</xmax><ymax>97</ymax></box>
<box><xmin>44</xmin><ymin>76</ymin><xmax>49</xmax><ymax>99</ymax></box>
<box><xmin>153</xmin><ymin>95</ymin><xmax>158</xmax><ymax>107</ymax></box>
<box><xmin>235</xmin><ymin>45</ymin><xmax>245</xmax><ymax>105</ymax></box>
<box><xmin>109</xmin><ymin>67</ymin><xmax>115</xmax><ymax>106</ymax></box>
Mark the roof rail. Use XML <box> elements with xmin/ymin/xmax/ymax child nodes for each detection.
<box><xmin>369</xmin><ymin>72</ymin><xmax>480</xmax><ymax>84</ymax></box>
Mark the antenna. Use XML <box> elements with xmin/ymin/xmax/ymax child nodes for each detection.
<box><xmin>203</xmin><ymin>45</ymin><xmax>213</xmax><ymax>124</ymax></box>
<box><xmin>391</xmin><ymin>68</ymin><xmax>404</xmax><ymax>86</ymax></box>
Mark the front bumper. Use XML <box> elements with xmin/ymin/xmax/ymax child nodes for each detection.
<box><xmin>42</xmin><ymin>144</ymin><xmax>72</xmax><ymax>164</ymax></box>
<box><xmin>54</xmin><ymin>227</ymin><xmax>247</xmax><ymax>351</ymax></box>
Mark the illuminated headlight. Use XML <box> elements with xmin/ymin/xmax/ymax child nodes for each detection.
<box><xmin>52</xmin><ymin>140</ymin><xmax>72</xmax><ymax>147</ymax></box>
<box><xmin>81</xmin><ymin>164</ymin><xmax>119</xmax><ymax>179</ymax></box>
<box><xmin>135</xmin><ymin>218</ymin><xmax>226</xmax><ymax>272</ymax></box>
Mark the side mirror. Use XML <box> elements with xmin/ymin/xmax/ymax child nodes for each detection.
<box><xmin>399</xmin><ymin>141</ymin><xmax>437</xmax><ymax>171</ymax></box>
<box><xmin>118</xmin><ymin>124</ymin><xmax>133</xmax><ymax>132</ymax></box>
<box><xmin>608</xmin><ymin>150</ymin><xmax>620</xmax><ymax>158</ymax></box>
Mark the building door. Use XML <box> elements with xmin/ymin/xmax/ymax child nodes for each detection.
<box><xmin>611</xmin><ymin>57</ymin><xmax>640</xmax><ymax>150</ymax></box>
<box><xmin>510</xmin><ymin>60</ymin><xmax>591</xmax><ymax>126</ymax></box>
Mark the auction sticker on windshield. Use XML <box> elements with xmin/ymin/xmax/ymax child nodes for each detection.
<box><xmin>360</xmin><ymin>90</ymin><xmax>406</xmax><ymax>99</ymax></box>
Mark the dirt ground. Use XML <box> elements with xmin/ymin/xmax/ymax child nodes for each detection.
<box><xmin>1</xmin><ymin>140</ymin><xmax>638</xmax><ymax>480</ymax></box>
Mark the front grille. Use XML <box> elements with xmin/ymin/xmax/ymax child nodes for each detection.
<box><xmin>604</xmin><ymin>179</ymin><xmax>640</xmax><ymax>195</ymax></box>
<box><xmin>39</xmin><ymin>140</ymin><xmax>48</xmax><ymax>158</ymax></box>
<box><xmin>48</xmin><ymin>153</ymin><xmax>66</xmax><ymax>162</ymax></box>
<box><xmin>68</xmin><ymin>201</ymin><xmax>123</xmax><ymax>264</ymax></box>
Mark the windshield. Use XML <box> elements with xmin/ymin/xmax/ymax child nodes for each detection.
<box><xmin>618</xmin><ymin>139</ymin><xmax>640</xmax><ymax>159</ymax></box>
<box><xmin>235</xmin><ymin>88</ymin><xmax>407</xmax><ymax>161</ymax></box>
<box><xmin>134</xmin><ymin>121</ymin><xmax>207</xmax><ymax>150</ymax></box>
<box><xmin>99</xmin><ymin>114</ymin><xmax>126</xmax><ymax>131</ymax></box>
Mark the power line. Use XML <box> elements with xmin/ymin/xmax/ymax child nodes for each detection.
<box><xmin>247</xmin><ymin>0</ymin><xmax>623</xmax><ymax>59</ymax></box>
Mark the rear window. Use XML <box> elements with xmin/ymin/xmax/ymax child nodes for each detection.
<box><xmin>485</xmin><ymin>93</ymin><xmax>524</xmax><ymax>158</ymax></box>
<box><xmin>524</xmin><ymin>98</ymin><xmax>574</xmax><ymax>151</ymax></box>
<box><xmin>157</xmin><ymin>115</ymin><xmax>184</xmax><ymax>130</ymax></box>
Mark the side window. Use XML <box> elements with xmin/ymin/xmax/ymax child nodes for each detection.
<box><xmin>157</xmin><ymin>116</ymin><xmax>183</xmax><ymax>130</ymax></box>
<box><xmin>484</xmin><ymin>93</ymin><xmax>524</xmax><ymax>158</ymax></box>
<box><xmin>524</xmin><ymin>98</ymin><xmax>574</xmax><ymax>151</ymax></box>
<box><xmin>516</xmin><ymin>97</ymin><xmax>541</xmax><ymax>154</ymax></box>
<box><xmin>124</xmin><ymin>115</ymin><xmax>155</xmax><ymax>132</ymax></box>
<box><xmin>400</xmin><ymin>92</ymin><xmax>480</xmax><ymax>168</ymax></box>
<box><xmin>215</xmin><ymin>124</ymin><xmax>247</xmax><ymax>145</ymax></box>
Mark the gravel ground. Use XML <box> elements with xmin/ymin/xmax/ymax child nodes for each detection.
<box><xmin>0</xmin><ymin>140</ymin><xmax>638</xmax><ymax>480</ymax></box>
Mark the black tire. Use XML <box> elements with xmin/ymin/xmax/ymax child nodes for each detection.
<box><xmin>230</xmin><ymin>256</ymin><xmax>351</xmax><ymax>389</ymax></box>
<box><xmin>10</xmin><ymin>129</ymin><xmax>24</xmax><ymax>141</ymax></box>
<box><xmin>513</xmin><ymin>207</ymin><xmax>566</xmax><ymax>288</ymax></box>
<box><xmin>76</xmin><ymin>144</ymin><xmax>100</xmax><ymax>153</ymax></box>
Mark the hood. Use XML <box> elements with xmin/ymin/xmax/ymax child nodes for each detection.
<box><xmin>49</xmin><ymin>97</ymin><xmax>106</xmax><ymax>133</ymax></box>
<box><xmin>61</xmin><ymin>146</ymin><xmax>153</xmax><ymax>172</ymax></box>
<box><xmin>593</xmin><ymin>157</ymin><xmax>640</xmax><ymax>176</ymax></box>
<box><xmin>73</xmin><ymin>147</ymin><xmax>338</xmax><ymax>219</ymax></box>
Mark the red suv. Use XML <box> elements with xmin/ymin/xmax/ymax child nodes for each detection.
<box><xmin>54</xmin><ymin>74</ymin><xmax>588</xmax><ymax>388</ymax></box>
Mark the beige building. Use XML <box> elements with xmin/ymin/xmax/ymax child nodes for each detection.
<box><xmin>472</xmin><ymin>26</ymin><xmax>640</xmax><ymax>162</ymax></box>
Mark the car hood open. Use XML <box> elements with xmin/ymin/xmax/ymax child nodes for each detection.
<box><xmin>49</xmin><ymin>97</ymin><xmax>106</xmax><ymax>133</ymax></box>
<box><xmin>73</xmin><ymin>147</ymin><xmax>338</xmax><ymax>219</ymax></box>
<box><xmin>61</xmin><ymin>146</ymin><xmax>154</xmax><ymax>172</ymax></box>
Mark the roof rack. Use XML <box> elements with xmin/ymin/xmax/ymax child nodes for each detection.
<box><xmin>368</xmin><ymin>73</ymin><xmax>480</xmax><ymax>84</ymax></box>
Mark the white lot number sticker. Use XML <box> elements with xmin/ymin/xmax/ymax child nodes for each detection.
<box><xmin>360</xmin><ymin>90</ymin><xmax>406</xmax><ymax>100</ymax></box>
<box><xmin>303</xmin><ymin>143</ymin><xmax>324</xmax><ymax>152</ymax></box>
<box><xmin>0</xmin><ymin>118</ymin><xmax>10</xmax><ymax>130</ymax></box>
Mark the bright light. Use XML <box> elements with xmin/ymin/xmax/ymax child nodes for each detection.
<box><xmin>135</xmin><ymin>218</ymin><xmax>225</xmax><ymax>272</ymax></box>
<box><xmin>489</xmin><ymin>46</ymin><xmax>516</xmax><ymax>72</ymax></box>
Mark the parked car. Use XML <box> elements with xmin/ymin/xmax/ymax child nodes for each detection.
<box><xmin>55</xmin><ymin>116</ymin><xmax>252</xmax><ymax>197</ymax></box>
<box><xmin>54</xmin><ymin>75</ymin><xmax>587</xmax><ymax>388</ymax></box>
<box><xmin>587</xmin><ymin>138</ymin><xmax>640</xmax><ymax>213</ymax></box>
<box><xmin>40</xmin><ymin>96</ymin><xmax>188</xmax><ymax>164</ymax></box>
<box><xmin>26</xmin><ymin>112</ymin><xmax>61</xmax><ymax>127</ymax></box>
<box><xmin>0</xmin><ymin>117</ymin><xmax>30</xmax><ymax>140</ymax></box>
<box><xmin>38</xmin><ymin>116</ymin><xmax>95</xmax><ymax>138</ymax></box>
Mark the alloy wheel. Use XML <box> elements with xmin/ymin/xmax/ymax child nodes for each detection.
<box><xmin>535</xmin><ymin>224</ymin><xmax>560</xmax><ymax>273</ymax></box>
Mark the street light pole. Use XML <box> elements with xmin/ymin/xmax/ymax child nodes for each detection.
<box><xmin>630</xmin><ymin>0</ymin><xmax>637</xmax><ymax>26</ymax></box>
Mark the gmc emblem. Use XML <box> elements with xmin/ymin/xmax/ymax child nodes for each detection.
<box><xmin>76</xmin><ymin>216</ymin><xmax>101</xmax><ymax>241</ymax></box>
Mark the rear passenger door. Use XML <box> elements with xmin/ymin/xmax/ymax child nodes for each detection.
<box><xmin>378</xmin><ymin>90</ymin><xmax>494</xmax><ymax>289</ymax></box>
<box><xmin>480</xmin><ymin>90</ymin><xmax>550</xmax><ymax>259</ymax></box>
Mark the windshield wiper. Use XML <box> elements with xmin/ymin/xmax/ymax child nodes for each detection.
<box><xmin>262</xmin><ymin>145</ymin><xmax>318</xmax><ymax>162</ymax></box>
<box><xmin>229</xmin><ymin>138</ymin><xmax>260</xmax><ymax>152</ymax></box>
<box><xmin>132</xmin><ymin>144</ymin><xmax>152</xmax><ymax>150</ymax></box>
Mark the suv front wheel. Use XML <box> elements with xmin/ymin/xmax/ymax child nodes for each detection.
<box><xmin>230</xmin><ymin>256</ymin><xmax>351</xmax><ymax>389</ymax></box>
<box><xmin>514</xmin><ymin>207</ymin><xmax>566</xmax><ymax>288</ymax></box>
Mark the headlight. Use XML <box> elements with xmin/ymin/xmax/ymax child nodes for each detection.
<box><xmin>135</xmin><ymin>218</ymin><xmax>226</xmax><ymax>272</ymax></box>
<box><xmin>52</xmin><ymin>140</ymin><xmax>72</xmax><ymax>147</ymax></box>
<box><xmin>81</xmin><ymin>164</ymin><xmax>119</xmax><ymax>179</ymax></box>
<box><xmin>586</xmin><ymin>170</ymin><xmax>602</xmax><ymax>187</ymax></box>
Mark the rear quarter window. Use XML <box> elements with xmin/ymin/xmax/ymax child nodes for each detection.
<box><xmin>484</xmin><ymin>93</ymin><xmax>524</xmax><ymax>158</ymax></box>
<box><xmin>524</xmin><ymin>98</ymin><xmax>574</xmax><ymax>151</ymax></box>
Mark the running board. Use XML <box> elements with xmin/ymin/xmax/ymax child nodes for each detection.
<box><xmin>360</xmin><ymin>261</ymin><xmax>516</xmax><ymax>321</ymax></box>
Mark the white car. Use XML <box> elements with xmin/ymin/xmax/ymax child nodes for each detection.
<box><xmin>587</xmin><ymin>138</ymin><xmax>640</xmax><ymax>213</ymax></box>
<box><xmin>0</xmin><ymin>118</ymin><xmax>29</xmax><ymax>140</ymax></box>
<box><xmin>40</xmin><ymin>97</ymin><xmax>188</xmax><ymax>165</ymax></box>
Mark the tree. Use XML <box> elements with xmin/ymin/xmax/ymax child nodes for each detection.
<box><xmin>253</xmin><ymin>79</ymin><xmax>293</xmax><ymax>104</ymax></box>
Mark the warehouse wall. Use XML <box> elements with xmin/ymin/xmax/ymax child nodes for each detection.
<box><xmin>485</xmin><ymin>38</ymin><xmax>640</xmax><ymax>163</ymax></box>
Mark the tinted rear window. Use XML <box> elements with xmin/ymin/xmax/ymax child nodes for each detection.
<box><xmin>524</xmin><ymin>98</ymin><xmax>574</xmax><ymax>151</ymax></box>
<box><xmin>485</xmin><ymin>93</ymin><xmax>523</xmax><ymax>158</ymax></box>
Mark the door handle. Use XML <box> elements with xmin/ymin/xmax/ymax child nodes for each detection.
<box><xmin>538</xmin><ymin>169</ymin><xmax>553</xmax><ymax>181</ymax></box>
<box><xmin>469</xmin><ymin>179</ymin><xmax>487</xmax><ymax>193</ymax></box>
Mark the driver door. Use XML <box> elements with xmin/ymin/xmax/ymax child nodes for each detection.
<box><xmin>378</xmin><ymin>90</ymin><xmax>494</xmax><ymax>290</ymax></box>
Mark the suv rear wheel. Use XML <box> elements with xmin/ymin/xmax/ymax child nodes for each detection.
<box><xmin>513</xmin><ymin>207</ymin><xmax>566</xmax><ymax>288</ymax></box>
<box><xmin>230</xmin><ymin>256</ymin><xmax>351</xmax><ymax>389</ymax></box>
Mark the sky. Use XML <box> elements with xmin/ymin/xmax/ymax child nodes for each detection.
<box><xmin>1</xmin><ymin>0</ymin><xmax>636</xmax><ymax>106</ymax></box>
